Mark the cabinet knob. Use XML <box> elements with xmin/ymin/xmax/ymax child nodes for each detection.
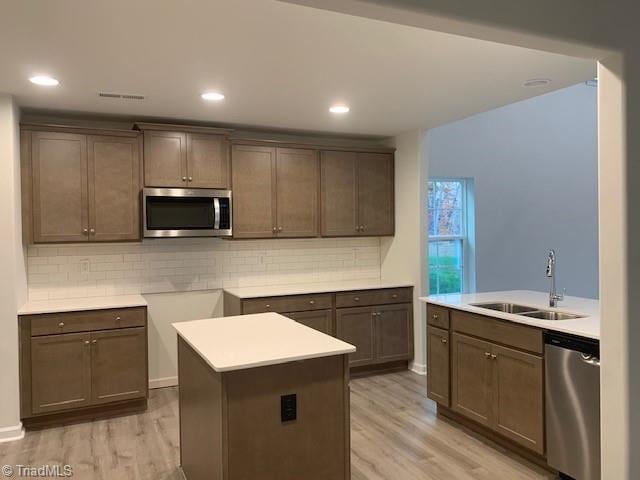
<box><xmin>89</xmin><ymin>228</ymin><xmax>95</xmax><ymax>234</ymax></box>
<box><xmin>354</xmin><ymin>297</ymin><xmax>360</xmax><ymax>301</ymax></box>
<box><xmin>491</xmin><ymin>354</ymin><xmax>497</xmax><ymax>360</ymax></box>
<box><xmin>309</xmin><ymin>300</ymin><xmax>315</xmax><ymax>305</ymax></box>
<box><xmin>83</xmin><ymin>228</ymin><xmax>88</xmax><ymax>234</ymax></box>
<box><xmin>265</xmin><ymin>304</ymin><xmax>271</xmax><ymax>309</ymax></box>
<box><xmin>278</xmin><ymin>227</ymin><xmax>283</xmax><ymax>232</ymax></box>
<box><xmin>392</xmin><ymin>294</ymin><xmax>398</xmax><ymax>299</ymax></box>
<box><xmin>58</xmin><ymin>322</ymin><xmax>65</xmax><ymax>327</ymax></box>
<box><xmin>361</xmin><ymin>225</ymin><xmax>365</xmax><ymax>231</ymax></box>
<box><xmin>115</xmin><ymin>316</ymin><xmax>121</xmax><ymax>321</ymax></box>
<box><xmin>272</xmin><ymin>226</ymin><xmax>277</xmax><ymax>233</ymax></box>
<box><xmin>84</xmin><ymin>340</ymin><xmax>90</xmax><ymax>345</ymax></box>
<box><xmin>432</xmin><ymin>314</ymin><xmax>439</xmax><ymax>320</ymax></box>
<box><xmin>188</xmin><ymin>177</ymin><xmax>193</xmax><ymax>182</ymax></box>
<box><xmin>485</xmin><ymin>352</ymin><xmax>491</xmax><ymax>359</ymax></box>
<box><xmin>92</xmin><ymin>339</ymin><xmax>97</xmax><ymax>344</ymax></box>
<box><xmin>182</xmin><ymin>176</ymin><xmax>187</xmax><ymax>182</ymax></box>
<box><xmin>441</xmin><ymin>338</ymin><xmax>447</xmax><ymax>344</ymax></box>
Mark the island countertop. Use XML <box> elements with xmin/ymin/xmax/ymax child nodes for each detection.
<box><xmin>420</xmin><ymin>290</ymin><xmax>600</xmax><ymax>340</ymax></box>
<box><xmin>173</xmin><ymin>312</ymin><xmax>356</xmax><ymax>372</ymax></box>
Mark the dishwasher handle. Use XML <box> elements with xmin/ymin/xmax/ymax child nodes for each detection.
<box><xmin>580</xmin><ymin>353</ymin><xmax>601</xmax><ymax>366</ymax></box>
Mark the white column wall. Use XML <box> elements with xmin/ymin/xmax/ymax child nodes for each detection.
<box><xmin>380</xmin><ymin>129</ymin><xmax>427</xmax><ymax>373</ymax></box>
<box><xmin>0</xmin><ymin>94</ymin><xmax>26</xmax><ymax>442</ymax></box>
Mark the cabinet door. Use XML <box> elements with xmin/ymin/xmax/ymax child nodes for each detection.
<box><xmin>275</xmin><ymin>148</ymin><xmax>319</xmax><ymax>237</ymax></box>
<box><xmin>336</xmin><ymin>306</ymin><xmax>375</xmax><ymax>367</ymax></box>
<box><xmin>91</xmin><ymin>327</ymin><xmax>147</xmax><ymax>405</ymax></box>
<box><xmin>427</xmin><ymin>325</ymin><xmax>450</xmax><ymax>406</ymax></box>
<box><xmin>231</xmin><ymin>145</ymin><xmax>277</xmax><ymax>238</ymax></box>
<box><xmin>187</xmin><ymin>133</ymin><xmax>230</xmax><ymax>189</ymax></box>
<box><xmin>492</xmin><ymin>344</ymin><xmax>544</xmax><ymax>454</ymax></box>
<box><xmin>284</xmin><ymin>309</ymin><xmax>333</xmax><ymax>335</ymax></box>
<box><xmin>375</xmin><ymin>303</ymin><xmax>413</xmax><ymax>362</ymax></box>
<box><xmin>357</xmin><ymin>153</ymin><xmax>394</xmax><ymax>236</ymax></box>
<box><xmin>87</xmin><ymin>135</ymin><xmax>141</xmax><ymax>241</ymax></box>
<box><xmin>451</xmin><ymin>333</ymin><xmax>493</xmax><ymax>427</ymax></box>
<box><xmin>31</xmin><ymin>332</ymin><xmax>92</xmax><ymax>414</ymax></box>
<box><xmin>143</xmin><ymin>131</ymin><xmax>187</xmax><ymax>187</ymax></box>
<box><xmin>31</xmin><ymin>132</ymin><xmax>89</xmax><ymax>243</ymax></box>
<box><xmin>320</xmin><ymin>151</ymin><xmax>358</xmax><ymax>236</ymax></box>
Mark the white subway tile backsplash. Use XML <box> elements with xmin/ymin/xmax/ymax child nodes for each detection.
<box><xmin>27</xmin><ymin>237</ymin><xmax>382</xmax><ymax>300</ymax></box>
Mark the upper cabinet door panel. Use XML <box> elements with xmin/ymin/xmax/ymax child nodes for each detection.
<box><xmin>87</xmin><ymin>136</ymin><xmax>141</xmax><ymax>242</ymax></box>
<box><xmin>143</xmin><ymin>131</ymin><xmax>187</xmax><ymax>187</ymax></box>
<box><xmin>231</xmin><ymin>145</ymin><xmax>276</xmax><ymax>238</ymax></box>
<box><xmin>187</xmin><ymin>133</ymin><xmax>230</xmax><ymax>189</ymax></box>
<box><xmin>320</xmin><ymin>151</ymin><xmax>358</xmax><ymax>237</ymax></box>
<box><xmin>357</xmin><ymin>153</ymin><xmax>394</xmax><ymax>236</ymax></box>
<box><xmin>275</xmin><ymin>148</ymin><xmax>319</xmax><ymax>238</ymax></box>
<box><xmin>31</xmin><ymin>132</ymin><xmax>88</xmax><ymax>243</ymax></box>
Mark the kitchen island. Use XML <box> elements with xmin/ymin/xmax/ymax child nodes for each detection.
<box><xmin>173</xmin><ymin>312</ymin><xmax>355</xmax><ymax>480</ymax></box>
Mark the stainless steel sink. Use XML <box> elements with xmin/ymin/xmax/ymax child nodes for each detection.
<box><xmin>520</xmin><ymin>310</ymin><xmax>585</xmax><ymax>321</ymax></box>
<box><xmin>470</xmin><ymin>302</ymin><xmax>538</xmax><ymax>314</ymax></box>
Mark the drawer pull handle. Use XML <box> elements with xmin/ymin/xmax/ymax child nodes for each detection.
<box><xmin>309</xmin><ymin>300</ymin><xmax>315</xmax><ymax>305</ymax></box>
<box><xmin>58</xmin><ymin>322</ymin><xmax>65</xmax><ymax>327</ymax></box>
<box><xmin>116</xmin><ymin>316</ymin><xmax>121</xmax><ymax>321</ymax></box>
<box><xmin>432</xmin><ymin>314</ymin><xmax>439</xmax><ymax>320</ymax></box>
<box><xmin>392</xmin><ymin>294</ymin><xmax>398</xmax><ymax>299</ymax></box>
<box><xmin>265</xmin><ymin>304</ymin><xmax>271</xmax><ymax>309</ymax></box>
<box><xmin>441</xmin><ymin>338</ymin><xmax>447</xmax><ymax>344</ymax></box>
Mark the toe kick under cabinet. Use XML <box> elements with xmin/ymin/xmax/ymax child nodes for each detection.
<box><xmin>19</xmin><ymin>307</ymin><xmax>148</xmax><ymax>427</ymax></box>
<box><xmin>224</xmin><ymin>287</ymin><xmax>414</xmax><ymax>374</ymax></box>
<box><xmin>426</xmin><ymin>303</ymin><xmax>545</xmax><ymax>458</ymax></box>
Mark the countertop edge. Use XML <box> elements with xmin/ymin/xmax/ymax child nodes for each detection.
<box><xmin>18</xmin><ymin>295</ymin><xmax>149</xmax><ymax>315</ymax></box>
<box><xmin>223</xmin><ymin>281</ymin><xmax>415</xmax><ymax>299</ymax></box>
<box><xmin>420</xmin><ymin>292</ymin><xmax>600</xmax><ymax>340</ymax></box>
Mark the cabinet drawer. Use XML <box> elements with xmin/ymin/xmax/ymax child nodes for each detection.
<box><xmin>451</xmin><ymin>310</ymin><xmax>543</xmax><ymax>354</ymax></box>
<box><xmin>28</xmin><ymin>307</ymin><xmax>147</xmax><ymax>336</ymax></box>
<box><xmin>335</xmin><ymin>287</ymin><xmax>412</xmax><ymax>308</ymax></box>
<box><xmin>242</xmin><ymin>294</ymin><xmax>332</xmax><ymax>314</ymax></box>
<box><xmin>427</xmin><ymin>304</ymin><xmax>450</xmax><ymax>329</ymax></box>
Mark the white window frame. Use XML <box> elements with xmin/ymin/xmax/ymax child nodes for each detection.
<box><xmin>428</xmin><ymin>178</ymin><xmax>475</xmax><ymax>295</ymax></box>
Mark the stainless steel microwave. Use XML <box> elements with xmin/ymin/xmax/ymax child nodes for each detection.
<box><xmin>143</xmin><ymin>188</ymin><xmax>232</xmax><ymax>238</ymax></box>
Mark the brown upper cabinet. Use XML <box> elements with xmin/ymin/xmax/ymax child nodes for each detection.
<box><xmin>232</xmin><ymin>144</ymin><xmax>319</xmax><ymax>238</ymax></box>
<box><xmin>22</xmin><ymin>126</ymin><xmax>141</xmax><ymax>243</ymax></box>
<box><xmin>135</xmin><ymin>123</ymin><xmax>231</xmax><ymax>189</ymax></box>
<box><xmin>320</xmin><ymin>151</ymin><xmax>394</xmax><ymax>236</ymax></box>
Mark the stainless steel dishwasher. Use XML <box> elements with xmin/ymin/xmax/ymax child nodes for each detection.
<box><xmin>545</xmin><ymin>332</ymin><xmax>600</xmax><ymax>480</ymax></box>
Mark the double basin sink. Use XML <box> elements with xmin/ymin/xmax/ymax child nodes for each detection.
<box><xmin>470</xmin><ymin>302</ymin><xmax>585</xmax><ymax>321</ymax></box>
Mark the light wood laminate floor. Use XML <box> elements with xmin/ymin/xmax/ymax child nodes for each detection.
<box><xmin>0</xmin><ymin>371</ymin><xmax>554</xmax><ymax>479</ymax></box>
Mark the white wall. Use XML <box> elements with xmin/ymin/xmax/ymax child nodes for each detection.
<box><xmin>0</xmin><ymin>94</ymin><xmax>26</xmax><ymax>442</ymax></box>
<box><xmin>428</xmin><ymin>83</ymin><xmax>599</xmax><ymax>298</ymax></box>
<box><xmin>381</xmin><ymin>129</ymin><xmax>427</xmax><ymax>373</ymax></box>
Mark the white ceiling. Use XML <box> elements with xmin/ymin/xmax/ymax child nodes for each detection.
<box><xmin>0</xmin><ymin>0</ymin><xmax>595</xmax><ymax>136</ymax></box>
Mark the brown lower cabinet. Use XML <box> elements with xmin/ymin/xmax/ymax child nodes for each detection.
<box><xmin>20</xmin><ymin>307</ymin><xmax>148</xmax><ymax>425</ymax></box>
<box><xmin>427</xmin><ymin>303</ymin><xmax>545</xmax><ymax>456</ymax></box>
<box><xmin>224</xmin><ymin>287</ymin><xmax>414</xmax><ymax>372</ymax></box>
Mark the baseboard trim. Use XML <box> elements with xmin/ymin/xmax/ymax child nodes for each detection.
<box><xmin>0</xmin><ymin>423</ymin><xmax>25</xmax><ymax>443</ymax></box>
<box><xmin>410</xmin><ymin>362</ymin><xmax>426</xmax><ymax>375</ymax></box>
<box><xmin>149</xmin><ymin>376</ymin><xmax>178</xmax><ymax>389</ymax></box>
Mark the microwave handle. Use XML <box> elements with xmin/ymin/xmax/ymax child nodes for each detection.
<box><xmin>213</xmin><ymin>198</ymin><xmax>220</xmax><ymax>230</ymax></box>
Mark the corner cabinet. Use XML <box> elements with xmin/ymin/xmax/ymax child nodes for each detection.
<box><xmin>135</xmin><ymin>123</ymin><xmax>232</xmax><ymax>189</ymax></box>
<box><xmin>21</xmin><ymin>125</ymin><xmax>142</xmax><ymax>243</ymax></box>
<box><xmin>231</xmin><ymin>144</ymin><xmax>319</xmax><ymax>238</ymax></box>
<box><xmin>19</xmin><ymin>307</ymin><xmax>148</xmax><ymax>426</ymax></box>
<box><xmin>426</xmin><ymin>303</ymin><xmax>545</xmax><ymax>456</ymax></box>
<box><xmin>320</xmin><ymin>151</ymin><xmax>394</xmax><ymax>237</ymax></box>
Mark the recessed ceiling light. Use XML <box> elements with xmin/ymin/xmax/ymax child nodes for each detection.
<box><xmin>29</xmin><ymin>75</ymin><xmax>59</xmax><ymax>86</ymax></box>
<box><xmin>522</xmin><ymin>78</ymin><xmax>552</xmax><ymax>88</ymax></box>
<box><xmin>329</xmin><ymin>105</ymin><xmax>350</xmax><ymax>114</ymax></box>
<box><xmin>201</xmin><ymin>92</ymin><xmax>225</xmax><ymax>101</ymax></box>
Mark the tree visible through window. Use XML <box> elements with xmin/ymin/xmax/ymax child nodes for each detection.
<box><xmin>428</xmin><ymin>179</ymin><xmax>468</xmax><ymax>295</ymax></box>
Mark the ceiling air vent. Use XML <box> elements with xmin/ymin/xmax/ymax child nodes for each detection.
<box><xmin>98</xmin><ymin>92</ymin><xmax>145</xmax><ymax>100</ymax></box>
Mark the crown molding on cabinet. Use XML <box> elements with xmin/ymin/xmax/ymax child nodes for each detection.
<box><xmin>133</xmin><ymin>122</ymin><xmax>234</xmax><ymax>136</ymax></box>
<box><xmin>230</xmin><ymin>137</ymin><xmax>395</xmax><ymax>154</ymax></box>
<box><xmin>20</xmin><ymin>123</ymin><xmax>140</xmax><ymax>138</ymax></box>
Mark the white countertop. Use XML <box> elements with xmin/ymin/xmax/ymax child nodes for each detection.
<box><xmin>420</xmin><ymin>290</ymin><xmax>600</xmax><ymax>340</ymax></box>
<box><xmin>173</xmin><ymin>312</ymin><xmax>356</xmax><ymax>372</ymax></box>
<box><xmin>224</xmin><ymin>280</ymin><xmax>414</xmax><ymax>299</ymax></box>
<box><xmin>18</xmin><ymin>294</ymin><xmax>148</xmax><ymax>315</ymax></box>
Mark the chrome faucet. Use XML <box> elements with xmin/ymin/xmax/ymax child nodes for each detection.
<box><xmin>546</xmin><ymin>249</ymin><xmax>564</xmax><ymax>307</ymax></box>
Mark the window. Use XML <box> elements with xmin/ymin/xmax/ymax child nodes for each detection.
<box><xmin>428</xmin><ymin>179</ymin><xmax>473</xmax><ymax>295</ymax></box>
